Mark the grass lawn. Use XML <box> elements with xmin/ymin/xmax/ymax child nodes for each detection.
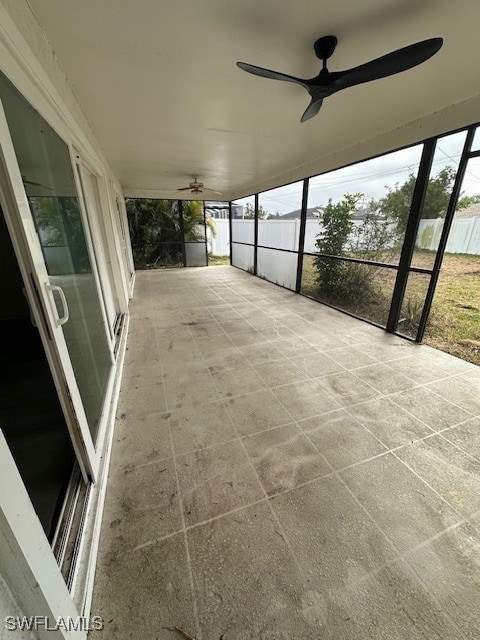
<box><xmin>300</xmin><ymin>256</ymin><xmax>396</xmax><ymax>328</ymax></box>
<box><xmin>301</xmin><ymin>252</ymin><xmax>480</xmax><ymax>365</ymax></box>
<box><xmin>424</xmin><ymin>253</ymin><xmax>480</xmax><ymax>365</ymax></box>
<box><xmin>208</xmin><ymin>254</ymin><xmax>230</xmax><ymax>266</ymax></box>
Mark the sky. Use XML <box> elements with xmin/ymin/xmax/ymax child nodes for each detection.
<box><xmin>234</xmin><ymin>128</ymin><xmax>480</xmax><ymax>216</ymax></box>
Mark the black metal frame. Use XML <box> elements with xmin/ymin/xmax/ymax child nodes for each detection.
<box><xmin>229</xmin><ymin>195</ymin><xmax>256</xmax><ymax>273</ymax></box>
<box><xmin>178</xmin><ymin>199</ymin><xmax>210</xmax><ymax>267</ymax></box>
<box><xmin>203</xmin><ymin>202</ymin><xmax>209</xmax><ymax>266</ymax></box>
<box><xmin>229</xmin><ymin>121</ymin><xmax>479</xmax><ymax>343</ymax></box>
<box><xmin>203</xmin><ymin>201</ymin><xmax>231</xmax><ymax>264</ymax></box>
<box><xmin>177</xmin><ymin>199</ymin><xmax>187</xmax><ymax>267</ymax></box>
<box><xmin>233</xmin><ymin>240</ymin><xmax>299</xmax><ymax>255</ymax></box>
<box><xmin>386</xmin><ymin>139</ymin><xmax>437</xmax><ymax>332</ymax></box>
<box><xmin>253</xmin><ymin>193</ymin><xmax>259</xmax><ymax>275</ymax></box>
<box><xmin>296</xmin><ymin>178</ymin><xmax>309</xmax><ymax>293</ymax></box>
<box><xmin>415</xmin><ymin>126</ymin><xmax>476</xmax><ymax>340</ymax></box>
<box><xmin>303</xmin><ymin>251</ymin><xmax>431</xmax><ymax>273</ymax></box>
<box><xmin>228</xmin><ymin>201</ymin><xmax>233</xmax><ymax>266</ymax></box>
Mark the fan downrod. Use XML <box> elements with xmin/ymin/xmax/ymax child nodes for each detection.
<box><xmin>314</xmin><ymin>35</ymin><xmax>338</xmax><ymax>62</ymax></box>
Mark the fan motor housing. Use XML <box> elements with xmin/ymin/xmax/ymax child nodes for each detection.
<box><xmin>314</xmin><ymin>36</ymin><xmax>338</xmax><ymax>60</ymax></box>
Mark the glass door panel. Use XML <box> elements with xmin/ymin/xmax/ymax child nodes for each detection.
<box><xmin>0</xmin><ymin>77</ymin><xmax>113</xmax><ymax>448</ymax></box>
<box><xmin>115</xmin><ymin>193</ymin><xmax>134</xmax><ymax>283</ymax></box>
<box><xmin>76</xmin><ymin>161</ymin><xmax>118</xmax><ymax>336</ymax></box>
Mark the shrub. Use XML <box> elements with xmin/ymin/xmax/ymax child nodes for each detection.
<box><xmin>314</xmin><ymin>194</ymin><xmax>378</xmax><ymax>302</ymax></box>
<box><xmin>314</xmin><ymin>193</ymin><xmax>402</xmax><ymax>305</ymax></box>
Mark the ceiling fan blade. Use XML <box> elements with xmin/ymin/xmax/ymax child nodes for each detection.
<box><xmin>176</xmin><ymin>187</ymin><xmax>192</xmax><ymax>191</ymax></box>
<box><xmin>202</xmin><ymin>187</ymin><xmax>222</xmax><ymax>194</ymax></box>
<box><xmin>301</xmin><ymin>97</ymin><xmax>324</xmax><ymax>123</ymax></box>
<box><xmin>237</xmin><ymin>62</ymin><xmax>309</xmax><ymax>90</ymax></box>
<box><xmin>331</xmin><ymin>37</ymin><xmax>443</xmax><ymax>92</ymax></box>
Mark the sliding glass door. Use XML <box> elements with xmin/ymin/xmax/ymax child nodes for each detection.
<box><xmin>0</xmin><ymin>75</ymin><xmax>113</xmax><ymax>476</ymax></box>
<box><xmin>76</xmin><ymin>161</ymin><xmax>120</xmax><ymax>336</ymax></box>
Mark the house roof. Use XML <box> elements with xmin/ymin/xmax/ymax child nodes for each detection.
<box><xmin>456</xmin><ymin>202</ymin><xmax>480</xmax><ymax>218</ymax></box>
<box><xmin>23</xmin><ymin>0</ymin><xmax>480</xmax><ymax>200</ymax></box>
<box><xmin>280</xmin><ymin>206</ymin><xmax>370</xmax><ymax>220</ymax></box>
<box><xmin>280</xmin><ymin>207</ymin><xmax>321</xmax><ymax>220</ymax></box>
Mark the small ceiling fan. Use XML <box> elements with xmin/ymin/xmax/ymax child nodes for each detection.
<box><xmin>237</xmin><ymin>36</ymin><xmax>443</xmax><ymax>123</ymax></box>
<box><xmin>176</xmin><ymin>175</ymin><xmax>222</xmax><ymax>195</ymax></box>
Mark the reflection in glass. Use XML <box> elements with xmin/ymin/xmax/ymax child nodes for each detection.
<box><xmin>301</xmin><ymin>255</ymin><xmax>397</xmax><ymax>327</ymax></box>
<box><xmin>0</xmin><ymin>71</ymin><xmax>112</xmax><ymax>442</ymax></box>
<box><xmin>412</xmin><ymin>131</ymin><xmax>467</xmax><ymax>269</ymax></box>
<box><xmin>258</xmin><ymin>181</ymin><xmax>303</xmax><ymax>250</ymax></box>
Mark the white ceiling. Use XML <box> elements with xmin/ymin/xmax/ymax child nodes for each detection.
<box><xmin>26</xmin><ymin>0</ymin><xmax>480</xmax><ymax>200</ymax></box>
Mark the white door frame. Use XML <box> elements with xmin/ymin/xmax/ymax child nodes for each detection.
<box><xmin>0</xmin><ymin>100</ymin><xmax>100</xmax><ymax>482</ymax></box>
<box><xmin>113</xmin><ymin>190</ymin><xmax>135</xmax><ymax>296</ymax></box>
<box><xmin>0</xmin><ymin>432</ymin><xmax>86</xmax><ymax>640</ymax></box>
<box><xmin>101</xmin><ymin>180</ymin><xmax>131</xmax><ymax>310</ymax></box>
<box><xmin>75</xmin><ymin>152</ymin><xmax>130</xmax><ymax>316</ymax></box>
<box><xmin>68</xmin><ymin>146</ymin><xmax>117</xmax><ymax>345</ymax></box>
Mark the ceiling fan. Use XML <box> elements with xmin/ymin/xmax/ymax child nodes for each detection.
<box><xmin>237</xmin><ymin>35</ymin><xmax>443</xmax><ymax>123</ymax></box>
<box><xmin>176</xmin><ymin>175</ymin><xmax>221</xmax><ymax>195</ymax></box>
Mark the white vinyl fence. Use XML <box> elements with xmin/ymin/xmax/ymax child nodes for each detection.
<box><xmin>209</xmin><ymin>217</ymin><xmax>480</xmax><ymax>257</ymax></box>
<box><xmin>208</xmin><ymin>219</ymin><xmax>231</xmax><ymax>255</ymax></box>
<box><xmin>416</xmin><ymin>217</ymin><xmax>480</xmax><ymax>255</ymax></box>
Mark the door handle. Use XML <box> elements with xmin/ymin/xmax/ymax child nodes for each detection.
<box><xmin>46</xmin><ymin>284</ymin><xmax>70</xmax><ymax>326</ymax></box>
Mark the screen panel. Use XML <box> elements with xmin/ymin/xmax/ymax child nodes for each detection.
<box><xmin>257</xmin><ymin>247</ymin><xmax>297</xmax><ymax>290</ymax></box>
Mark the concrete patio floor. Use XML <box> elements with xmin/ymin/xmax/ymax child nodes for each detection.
<box><xmin>91</xmin><ymin>265</ymin><xmax>480</xmax><ymax>639</ymax></box>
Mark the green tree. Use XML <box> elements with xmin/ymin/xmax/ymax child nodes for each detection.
<box><xmin>378</xmin><ymin>166</ymin><xmax>473</xmax><ymax>232</ymax></box>
<box><xmin>182</xmin><ymin>200</ymin><xmax>217</xmax><ymax>241</ymax></box>
<box><xmin>349</xmin><ymin>198</ymin><xmax>402</xmax><ymax>263</ymax></box>
<box><xmin>315</xmin><ymin>194</ymin><xmax>360</xmax><ymax>255</ymax></box>
<box><xmin>244</xmin><ymin>203</ymin><xmax>269</xmax><ymax>219</ymax></box>
<box><xmin>314</xmin><ymin>194</ymin><xmax>360</xmax><ymax>296</ymax></box>
<box><xmin>29</xmin><ymin>196</ymin><xmax>91</xmax><ymax>273</ymax></box>
<box><xmin>313</xmin><ymin>193</ymin><xmax>398</xmax><ymax>303</ymax></box>
<box><xmin>126</xmin><ymin>198</ymin><xmax>214</xmax><ymax>268</ymax></box>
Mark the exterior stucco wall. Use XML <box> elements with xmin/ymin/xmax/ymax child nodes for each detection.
<box><xmin>1</xmin><ymin>0</ymin><xmax>120</xmax><ymax>193</ymax></box>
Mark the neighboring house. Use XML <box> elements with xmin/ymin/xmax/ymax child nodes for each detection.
<box><xmin>280</xmin><ymin>205</ymin><xmax>370</xmax><ymax>220</ymax></box>
<box><xmin>231</xmin><ymin>203</ymin><xmax>247</xmax><ymax>218</ymax></box>
<box><xmin>455</xmin><ymin>201</ymin><xmax>480</xmax><ymax>218</ymax></box>
<box><xmin>205</xmin><ymin>201</ymin><xmax>230</xmax><ymax>219</ymax></box>
<box><xmin>279</xmin><ymin>206</ymin><xmax>322</xmax><ymax>219</ymax></box>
